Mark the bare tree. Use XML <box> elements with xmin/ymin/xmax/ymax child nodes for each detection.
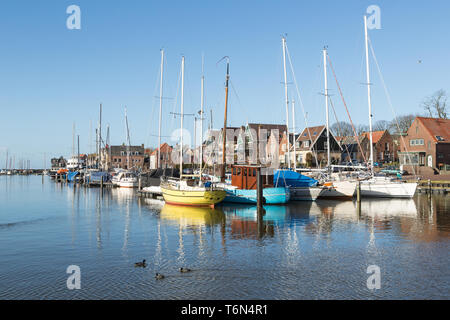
<box><xmin>390</xmin><ymin>114</ymin><xmax>416</xmax><ymax>134</ymax></box>
<box><xmin>330</xmin><ymin>121</ymin><xmax>353</xmax><ymax>137</ymax></box>
<box><xmin>356</xmin><ymin>124</ymin><xmax>369</xmax><ymax>135</ymax></box>
<box><xmin>373</xmin><ymin>120</ymin><xmax>390</xmax><ymax>132</ymax></box>
<box><xmin>421</xmin><ymin>89</ymin><xmax>448</xmax><ymax>119</ymax></box>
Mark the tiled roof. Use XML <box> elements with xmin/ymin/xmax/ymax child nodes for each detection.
<box><xmin>362</xmin><ymin>130</ymin><xmax>386</xmax><ymax>144</ymax></box>
<box><xmin>297</xmin><ymin>126</ymin><xmax>325</xmax><ymax>142</ymax></box>
<box><xmin>417</xmin><ymin>117</ymin><xmax>450</xmax><ymax>143</ymax></box>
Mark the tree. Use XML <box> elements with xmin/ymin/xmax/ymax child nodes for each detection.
<box><xmin>389</xmin><ymin>114</ymin><xmax>416</xmax><ymax>134</ymax></box>
<box><xmin>373</xmin><ymin>120</ymin><xmax>390</xmax><ymax>132</ymax></box>
<box><xmin>421</xmin><ymin>89</ymin><xmax>448</xmax><ymax>119</ymax></box>
<box><xmin>356</xmin><ymin>124</ymin><xmax>369</xmax><ymax>135</ymax></box>
<box><xmin>330</xmin><ymin>121</ymin><xmax>353</xmax><ymax>137</ymax></box>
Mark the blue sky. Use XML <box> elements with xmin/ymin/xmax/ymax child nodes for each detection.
<box><xmin>0</xmin><ymin>0</ymin><xmax>449</xmax><ymax>168</ymax></box>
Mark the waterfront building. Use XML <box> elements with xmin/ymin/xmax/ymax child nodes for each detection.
<box><xmin>104</xmin><ymin>144</ymin><xmax>145</xmax><ymax>170</ymax></box>
<box><xmin>399</xmin><ymin>117</ymin><xmax>450</xmax><ymax>175</ymax></box>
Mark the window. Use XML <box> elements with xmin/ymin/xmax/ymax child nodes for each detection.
<box><xmin>253</xmin><ymin>169</ymin><xmax>256</xmax><ymax>176</ymax></box>
<box><xmin>304</xmin><ymin>141</ymin><xmax>310</xmax><ymax>148</ymax></box>
<box><xmin>438</xmin><ymin>154</ymin><xmax>444</xmax><ymax>159</ymax></box>
<box><xmin>232</xmin><ymin>168</ymin><xmax>236</xmax><ymax>175</ymax></box>
<box><xmin>385</xmin><ymin>143</ymin><xmax>389</xmax><ymax>151</ymax></box>
<box><xmin>410</xmin><ymin>140</ymin><xmax>415</xmax><ymax>146</ymax></box>
<box><xmin>436</xmin><ymin>136</ymin><xmax>444</xmax><ymax>141</ymax></box>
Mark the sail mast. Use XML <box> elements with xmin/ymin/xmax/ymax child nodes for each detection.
<box><xmin>200</xmin><ymin>54</ymin><xmax>205</xmax><ymax>178</ymax></box>
<box><xmin>180</xmin><ymin>56</ymin><xmax>185</xmax><ymax>178</ymax></box>
<box><xmin>323</xmin><ymin>47</ymin><xmax>331</xmax><ymax>172</ymax></box>
<box><xmin>220</xmin><ymin>57</ymin><xmax>230</xmax><ymax>182</ymax></box>
<box><xmin>158</xmin><ymin>49</ymin><xmax>164</xmax><ymax>169</ymax></box>
<box><xmin>282</xmin><ymin>37</ymin><xmax>291</xmax><ymax>169</ymax></box>
<box><xmin>364</xmin><ymin>16</ymin><xmax>374</xmax><ymax>176</ymax></box>
<box><xmin>125</xmin><ymin>107</ymin><xmax>131</xmax><ymax>170</ymax></box>
<box><xmin>292</xmin><ymin>99</ymin><xmax>296</xmax><ymax>171</ymax></box>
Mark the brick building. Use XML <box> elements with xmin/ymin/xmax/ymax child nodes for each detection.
<box><xmin>105</xmin><ymin>144</ymin><xmax>145</xmax><ymax>170</ymax></box>
<box><xmin>399</xmin><ymin>117</ymin><xmax>450</xmax><ymax>175</ymax></box>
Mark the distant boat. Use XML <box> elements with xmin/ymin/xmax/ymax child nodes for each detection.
<box><xmin>117</xmin><ymin>171</ymin><xmax>139</xmax><ymax>188</ymax></box>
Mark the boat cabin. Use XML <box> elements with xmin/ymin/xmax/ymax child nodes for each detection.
<box><xmin>231</xmin><ymin>165</ymin><xmax>274</xmax><ymax>190</ymax></box>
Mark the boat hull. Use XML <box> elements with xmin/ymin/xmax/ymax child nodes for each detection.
<box><xmin>318</xmin><ymin>181</ymin><xmax>356</xmax><ymax>200</ymax></box>
<box><xmin>161</xmin><ymin>185</ymin><xmax>226</xmax><ymax>207</ymax></box>
<box><xmin>360</xmin><ymin>181</ymin><xmax>417</xmax><ymax>198</ymax></box>
<box><xmin>223</xmin><ymin>187</ymin><xmax>290</xmax><ymax>204</ymax></box>
<box><xmin>290</xmin><ymin>187</ymin><xmax>322</xmax><ymax>201</ymax></box>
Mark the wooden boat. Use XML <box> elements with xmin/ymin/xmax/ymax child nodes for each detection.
<box><xmin>220</xmin><ymin>165</ymin><xmax>290</xmax><ymax>205</ymax></box>
<box><xmin>161</xmin><ymin>178</ymin><xmax>226</xmax><ymax>208</ymax></box>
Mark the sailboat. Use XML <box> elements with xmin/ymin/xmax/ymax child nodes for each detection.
<box><xmin>273</xmin><ymin>36</ymin><xmax>323</xmax><ymax>201</ymax></box>
<box><xmin>160</xmin><ymin>56</ymin><xmax>226</xmax><ymax>208</ymax></box>
<box><xmin>317</xmin><ymin>46</ymin><xmax>356</xmax><ymax>199</ymax></box>
<box><xmin>117</xmin><ymin>108</ymin><xmax>139</xmax><ymax>188</ymax></box>
<box><xmin>359</xmin><ymin>15</ymin><xmax>417</xmax><ymax>198</ymax></box>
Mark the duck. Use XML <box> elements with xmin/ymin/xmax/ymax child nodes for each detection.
<box><xmin>134</xmin><ymin>259</ymin><xmax>147</xmax><ymax>268</ymax></box>
<box><xmin>179</xmin><ymin>267</ymin><xmax>192</xmax><ymax>273</ymax></box>
<box><xmin>155</xmin><ymin>273</ymin><xmax>165</xmax><ymax>280</ymax></box>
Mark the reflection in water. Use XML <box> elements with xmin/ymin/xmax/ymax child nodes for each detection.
<box><xmin>1</xmin><ymin>175</ymin><xmax>449</xmax><ymax>300</ymax></box>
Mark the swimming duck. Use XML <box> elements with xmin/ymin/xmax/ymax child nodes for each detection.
<box><xmin>134</xmin><ymin>259</ymin><xmax>147</xmax><ymax>268</ymax></box>
<box><xmin>155</xmin><ymin>273</ymin><xmax>165</xmax><ymax>280</ymax></box>
<box><xmin>179</xmin><ymin>267</ymin><xmax>192</xmax><ymax>273</ymax></box>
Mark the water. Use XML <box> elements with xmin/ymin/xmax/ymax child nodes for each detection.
<box><xmin>0</xmin><ymin>175</ymin><xmax>449</xmax><ymax>300</ymax></box>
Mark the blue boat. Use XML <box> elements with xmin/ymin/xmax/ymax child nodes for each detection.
<box><xmin>220</xmin><ymin>165</ymin><xmax>290</xmax><ymax>205</ymax></box>
<box><xmin>274</xmin><ymin>169</ymin><xmax>318</xmax><ymax>187</ymax></box>
<box><xmin>224</xmin><ymin>186</ymin><xmax>290</xmax><ymax>204</ymax></box>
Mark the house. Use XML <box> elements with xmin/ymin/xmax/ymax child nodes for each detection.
<box><xmin>51</xmin><ymin>156</ymin><xmax>67</xmax><ymax>169</ymax></box>
<box><xmin>105</xmin><ymin>144</ymin><xmax>145</xmax><ymax>170</ymax></box>
<box><xmin>360</xmin><ymin>130</ymin><xmax>396</xmax><ymax>164</ymax></box>
<box><xmin>399</xmin><ymin>117</ymin><xmax>450</xmax><ymax>174</ymax></box>
<box><xmin>339</xmin><ymin>135</ymin><xmax>365</xmax><ymax>163</ymax></box>
<box><xmin>295</xmin><ymin>125</ymin><xmax>342</xmax><ymax>167</ymax></box>
<box><xmin>149</xmin><ymin>143</ymin><xmax>173</xmax><ymax>169</ymax></box>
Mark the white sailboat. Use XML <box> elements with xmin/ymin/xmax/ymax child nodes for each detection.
<box><xmin>117</xmin><ymin>108</ymin><xmax>139</xmax><ymax>188</ymax></box>
<box><xmin>318</xmin><ymin>47</ymin><xmax>356</xmax><ymax>200</ymax></box>
<box><xmin>359</xmin><ymin>15</ymin><xmax>417</xmax><ymax>198</ymax></box>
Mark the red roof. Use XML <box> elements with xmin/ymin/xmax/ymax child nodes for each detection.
<box><xmin>362</xmin><ymin>130</ymin><xmax>386</xmax><ymax>144</ymax></box>
<box><xmin>151</xmin><ymin>143</ymin><xmax>173</xmax><ymax>156</ymax></box>
<box><xmin>416</xmin><ymin>117</ymin><xmax>450</xmax><ymax>143</ymax></box>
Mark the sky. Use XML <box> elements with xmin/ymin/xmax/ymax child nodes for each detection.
<box><xmin>0</xmin><ymin>0</ymin><xmax>449</xmax><ymax>168</ymax></box>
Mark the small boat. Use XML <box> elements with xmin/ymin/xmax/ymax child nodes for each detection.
<box><xmin>114</xmin><ymin>171</ymin><xmax>139</xmax><ymax>188</ymax></box>
<box><xmin>318</xmin><ymin>180</ymin><xmax>356</xmax><ymax>200</ymax></box>
<box><xmin>274</xmin><ymin>170</ymin><xmax>322</xmax><ymax>201</ymax></box>
<box><xmin>220</xmin><ymin>165</ymin><xmax>290</xmax><ymax>205</ymax></box>
<box><xmin>360</xmin><ymin>176</ymin><xmax>417</xmax><ymax>198</ymax></box>
<box><xmin>161</xmin><ymin>178</ymin><xmax>226</xmax><ymax>208</ymax></box>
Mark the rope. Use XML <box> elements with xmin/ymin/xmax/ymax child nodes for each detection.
<box><xmin>284</xmin><ymin>43</ymin><xmax>320</xmax><ymax>169</ymax></box>
<box><xmin>328</xmin><ymin>96</ymin><xmax>354</xmax><ymax>164</ymax></box>
<box><xmin>326</xmin><ymin>54</ymin><xmax>369</xmax><ymax>166</ymax></box>
<box><xmin>368</xmin><ymin>38</ymin><xmax>417</xmax><ymax>178</ymax></box>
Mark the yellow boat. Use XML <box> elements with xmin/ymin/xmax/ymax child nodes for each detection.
<box><xmin>160</xmin><ymin>179</ymin><xmax>226</xmax><ymax>208</ymax></box>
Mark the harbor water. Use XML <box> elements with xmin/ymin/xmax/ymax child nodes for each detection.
<box><xmin>0</xmin><ymin>175</ymin><xmax>449</xmax><ymax>299</ymax></box>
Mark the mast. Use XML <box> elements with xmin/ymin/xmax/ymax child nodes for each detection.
<box><xmin>106</xmin><ymin>125</ymin><xmax>111</xmax><ymax>170</ymax></box>
<box><xmin>200</xmin><ymin>54</ymin><xmax>205</xmax><ymax>178</ymax></box>
<box><xmin>72</xmin><ymin>122</ymin><xmax>75</xmax><ymax>158</ymax></box>
<box><xmin>180</xmin><ymin>56</ymin><xmax>185</xmax><ymax>178</ymax></box>
<box><xmin>292</xmin><ymin>99</ymin><xmax>296</xmax><ymax>171</ymax></box>
<box><xmin>77</xmin><ymin>135</ymin><xmax>80</xmax><ymax>169</ymax></box>
<box><xmin>364</xmin><ymin>16</ymin><xmax>375</xmax><ymax>176</ymax></box>
<box><xmin>158</xmin><ymin>49</ymin><xmax>164</xmax><ymax>169</ymax></box>
<box><xmin>220</xmin><ymin>57</ymin><xmax>230</xmax><ymax>182</ymax></box>
<box><xmin>99</xmin><ymin>103</ymin><xmax>102</xmax><ymax>170</ymax></box>
<box><xmin>125</xmin><ymin>107</ymin><xmax>131</xmax><ymax>170</ymax></box>
<box><xmin>323</xmin><ymin>47</ymin><xmax>331</xmax><ymax>172</ymax></box>
<box><xmin>282</xmin><ymin>37</ymin><xmax>291</xmax><ymax>169</ymax></box>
